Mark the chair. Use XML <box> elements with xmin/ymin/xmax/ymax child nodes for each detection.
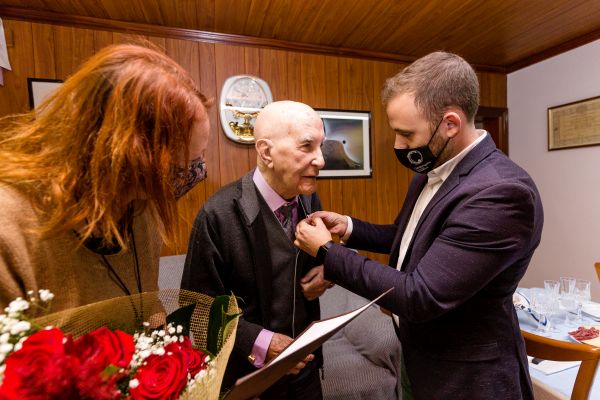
<box><xmin>594</xmin><ymin>263</ymin><xmax>600</xmax><ymax>283</ymax></box>
<box><xmin>522</xmin><ymin>330</ymin><xmax>600</xmax><ymax>399</ymax></box>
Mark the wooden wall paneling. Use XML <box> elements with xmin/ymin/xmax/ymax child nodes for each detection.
<box><xmin>477</xmin><ymin>71</ymin><xmax>507</xmax><ymax>108</ymax></box>
<box><xmin>338</xmin><ymin>57</ymin><xmax>369</xmax><ymax>220</ymax></box>
<box><xmin>286</xmin><ymin>51</ymin><xmax>302</xmax><ymax>102</ymax></box>
<box><xmin>258</xmin><ymin>48</ymin><xmax>288</xmax><ymax>101</ymax></box>
<box><xmin>320</xmin><ymin>55</ymin><xmax>341</xmax><ymax>215</ymax></box>
<box><xmin>146</xmin><ymin>35</ymin><xmax>166</xmax><ymax>51</ymax></box>
<box><xmin>31</xmin><ymin>23</ymin><xmax>56</xmax><ymax>78</ymax></box>
<box><xmin>0</xmin><ymin>20</ymin><xmax>34</xmax><ymax>115</ymax></box>
<box><xmin>243</xmin><ymin>47</ymin><xmax>260</xmax><ymax>169</ymax></box>
<box><xmin>165</xmin><ymin>38</ymin><xmax>207</xmax><ymax>254</ymax></box>
<box><xmin>372</xmin><ymin>61</ymin><xmax>408</xmax><ymax>223</ymax></box>
<box><xmin>196</xmin><ymin>42</ymin><xmax>219</xmax><ymax>199</ymax></box>
<box><xmin>214</xmin><ymin>44</ymin><xmax>253</xmax><ymax>187</ymax></box>
<box><xmin>51</xmin><ymin>26</ymin><xmax>80</xmax><ymax>78</ymax></box>
<box><xmin>297</xmin><ymin>53</ymin><xmax>330</xmax><ymax>210</ymax></box>
<box><xmin>93</xmin><ymin>30</ymin><xmax>114</xmax><ymax>52</ymax></box>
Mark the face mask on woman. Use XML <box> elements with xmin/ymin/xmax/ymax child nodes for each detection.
<box><xmin>173</xmin><ymin>158</ymin><xmax>207</xmax><ymax>200</ymax></box>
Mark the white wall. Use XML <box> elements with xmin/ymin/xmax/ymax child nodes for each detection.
<box><xmin>508</xmin><ymin>40</ymin><xmax>600</xmax><ymax>300</ymax></box>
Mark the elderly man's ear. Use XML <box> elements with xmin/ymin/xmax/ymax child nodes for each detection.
<box><xmin>256</xmin><ymin>138</ymin><xmax>274</xmax><ymax>168</ymax></box>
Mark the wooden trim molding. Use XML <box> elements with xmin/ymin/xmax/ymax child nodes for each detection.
<box><xmin>0</xmin><ymin>6</ymin><xmax>506</xmax><ymax>73</ymax></box>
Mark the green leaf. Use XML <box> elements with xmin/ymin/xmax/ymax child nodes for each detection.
<box><xmin>166</xmin><ymin>302</ymin><xmax>197</xmax><ymax>337</ymax></box>
<box><xmin>206</xmin><ymin>295</ymin><xmax>242</xmax><ymax>355</ymax></box>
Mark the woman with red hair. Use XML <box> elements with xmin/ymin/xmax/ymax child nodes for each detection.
<box><xmin>0</xmin><ymin>44</ymin><xmax>211</xmax><ymax>311</ymax></box>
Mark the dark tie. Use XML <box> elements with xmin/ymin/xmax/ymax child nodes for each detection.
<box><xmin>275</xmin><ymin>200</ymin><xmax>297</xmax><ymax>240</ymax></box>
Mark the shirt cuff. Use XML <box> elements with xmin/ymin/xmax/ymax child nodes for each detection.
<box><xmin>340</xmin><ymin>216</ymin><xmax>353</xmax><ymax>243</ymax></box>
<box><xmin>249</xmin><ymin>329</ymin><xmax>274</xmax><ymax>368</ymax></box>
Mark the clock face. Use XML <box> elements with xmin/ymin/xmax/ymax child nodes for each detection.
<box><xmin>219</xmin><ymin>75</ymin><xmax>273</xmax><ymax>144</ymax></box>
<box><xmin>225</xmin><ymin>77</ymin><xmax>269</xmax><ymax>109</ymax></box>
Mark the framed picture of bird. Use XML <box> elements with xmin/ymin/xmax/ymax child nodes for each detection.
<box><xmin>316</xmin><ymin>109</ymin><xmax>371</xmax><ymax>178</ymax></box>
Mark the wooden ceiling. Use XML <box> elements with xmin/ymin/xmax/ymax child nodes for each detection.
<box><xmin>2</xmin><ymin>0</ymin><xmax>600</xmax><ymax>72</ymax></box>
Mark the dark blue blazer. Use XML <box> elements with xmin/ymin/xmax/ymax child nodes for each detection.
<box><xmin>324</xmin><ymin>135</ymin><xmax>543</xmax><ymax>399</ymax></box>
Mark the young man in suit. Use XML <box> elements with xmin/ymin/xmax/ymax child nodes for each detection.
<box><xmin>295</xmin><ymin>51</ymin><xmax>543</xmax><ymax>400</ymax></box>
<box><xmin>182</xmin><ymin>101</ymin><xmax>330</xmax><ymax>399</ymax></box>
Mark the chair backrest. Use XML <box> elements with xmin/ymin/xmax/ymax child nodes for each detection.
<box><xmin>594</xmin><ymin>263</ymin><xmax>600</xmax><ymax>283</ymax></box>
<box><xmin>522</xmin><ymin>330</ymin><xmax>600</xmax><ymax>399</ymax></box>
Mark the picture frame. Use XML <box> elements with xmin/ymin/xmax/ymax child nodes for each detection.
<box><xmin>548</xmin><ymin>95</ymin><xmax>600</xmax><ymax>150</ymax></box>
<box><xmin>316</xmin><ymin>109</ymin><xmax>371</xmax><ymax>178</ymax></box>
<box><xmin>27</xmin><ymin>78</ymin><xmax>63</xmax><ymax>109</ymax></box>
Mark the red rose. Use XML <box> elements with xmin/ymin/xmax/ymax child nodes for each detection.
<box><xmin>0</xmin><ymin>328</ymin><xmax>80</xmax><ymax>400</ymax></box>
<box><xmin>130</xmin><ymin>347</ymin><xmax>189</xmax><ymax>400</ymax></box>
<box><xmin>168</xmin><ymin>338</ymin><xmax>209</xmax><ymax>377</ymax></box>
<box><xmin>71</xmin><ymin>327</ymin><xmax>134</xmax><ymax>372</ymax></box>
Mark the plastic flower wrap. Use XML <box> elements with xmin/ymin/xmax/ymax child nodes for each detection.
<box><xmin>0</xmin><ymin>289</ymin><xmax>239</xmax><ymax>400</ymax></box>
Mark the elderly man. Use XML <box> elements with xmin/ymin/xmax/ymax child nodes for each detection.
<box><xmin>295</xmin><ymin>52</ymin><xmax>543</xmax><ymax>399</ymax></box>
<box><xmin>181</xmin><ymin>101</ymin><xmax>329</xmax><ymax>399</ymax></box>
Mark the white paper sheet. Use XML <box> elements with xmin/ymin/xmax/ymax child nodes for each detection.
<box><xmin>528</xmin><ymin>356</ymin><xmax>580</xmax><ymax>375</ymax></box>
<box><xmin>270</xmin><ymin>289</ymin><xmax>389</xmax><ymax>364</ymax></box>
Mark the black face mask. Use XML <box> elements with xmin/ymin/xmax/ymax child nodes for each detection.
<box><xmin>394</xmin><ymin>118</ymin><xmax>449</xmax><ymax>174</ymax></box>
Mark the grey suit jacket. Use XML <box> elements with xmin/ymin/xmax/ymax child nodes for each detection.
<box><xmin>324</xmin><ymin>135</ymin><xmax>543</xmax><ymax>399</ymax></box>
<box><xmin>181</xmin><ymin>170</ymin><xmax>322</xmax><ymax>387</ymax></box>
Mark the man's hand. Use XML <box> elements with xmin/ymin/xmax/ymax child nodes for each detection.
<box><xmin>308</xmin><ymin>211</ymin><xmax>348</xmax><ymax>237</ymax></box>
<box><xmin>295</xmin><ymin>217</ymin><xmax>332</xmax><ymax>257</ymax></box>
<box><xmin>267</xmin><ymin>333</ymin><xmax>315</xmax><ymax>375</ymax></box>
<box><xmin>300</xmin><ymin>265</ymin><xmax>333</xmax><ymax>300</ymax></box>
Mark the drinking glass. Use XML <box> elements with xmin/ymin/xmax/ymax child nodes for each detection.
<box><xmin>560</xmin><ymin>277</ymin><xmax>577</xmax><ymax>326</ymax></box>
<box><xmin>543</xmin><ymin>279</ymin><xmax>560</xmax><ymax>332</ymax></box>
<box><xmin>575</xmin><ymin>279</ymin><xmax>591</xmax><ymax>323</ymax></box>
<box><xmin>530</xmin><ymin>289</ymin><xmax>550</xmax><ymax>333</ymax></box>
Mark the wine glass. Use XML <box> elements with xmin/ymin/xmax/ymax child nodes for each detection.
<box><xmin>575</xmin><ymin>279</ymin><xmax>591</xmax><ymax>323</ymax></box>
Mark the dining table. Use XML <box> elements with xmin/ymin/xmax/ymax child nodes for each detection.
<box><xmin>517</xmin><ymin>287</ymin><xmax>600</xmax><ymax>398</ymax></box>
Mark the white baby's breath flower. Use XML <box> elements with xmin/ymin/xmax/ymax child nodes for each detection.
<box><xmin>154</xmin><ymin>347</ymin><xmax>165</xmax><ymax>356</ymax></box>
<box><xmin>13</xmin><ymin>342</ymin><xmax>23</xmax><ymax>352</ymax></box>
<box><xmin>176</xmin><ymin>325</ymin><xmax>183</xmax><ymax>334</ymax></box>
<box><xmin>7</xmin><ymin>298</ymin><xmax>29</xmax><ymax>315</ymax></box>
<box><xmin>0</xmin><ymin>333</ymin><xmax>9</xmax><ymax>344</ymax></box>
<box><xmin>9</xmin><ymin>321</ymin><xmax>31</xmax><ymax>336</ymax></box>
<box><xmin>0</xmin><ymin>343</ymin><xmax>13</xmax><ymax>354</ymax></box>
<box><xmin>38</xmin><ymin>289</ymin><xmax>54</xmax><ymax>302</ymax></box>
<box><xmin>129</xmin><ymin>379</ymin><xmax>139</xmax><ymax>389</ymax></box>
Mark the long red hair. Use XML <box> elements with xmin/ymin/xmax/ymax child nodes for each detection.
<box><xmin>0</xmin><ymin>44</ymin><xmax>210</xmax><ymax>248</ymax></box>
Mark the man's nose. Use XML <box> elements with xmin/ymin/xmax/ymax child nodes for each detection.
<box><xmin>312</xmin><ymin>148</ymin><xmax>326</xmax><ymax>169</ymax></box>
<box><xmin>394</xmin><ymin>135</ymin><xmax>408</xmax><ymax>149</ymax></box>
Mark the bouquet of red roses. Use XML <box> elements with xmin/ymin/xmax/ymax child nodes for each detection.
<box><xmin>0</xmin><ymin>289</ymin><xmax>239</xmax><ymax>400</ymax></box>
